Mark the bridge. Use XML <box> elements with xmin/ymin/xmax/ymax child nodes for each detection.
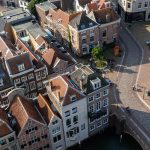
<box><xmin>110</xmin><ymin>104</ymin><xmax>150</xmax><ymax>150</ymax></box>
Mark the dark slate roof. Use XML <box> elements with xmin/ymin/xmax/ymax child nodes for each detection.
<box><xmin>5</xmin><ymin>53</ymin><xmax>34</xmax><ymax>75</ymax></box>
<box><xmin>0</xmin><ymin>59</ymin><xmax>13</xmax><ymax>91</ymax></box>
<box><xmin>86</xmin><ymin>73</ymin><xmax>109</xmax><ymax>94</ymax></box>
<box><xmin>69</xmin><ymin>12</ymin><xmax>98</xmax><ymax>31</ymax></box>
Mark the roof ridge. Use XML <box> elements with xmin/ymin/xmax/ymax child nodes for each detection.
<box><xmin>38</xmin><ymin>94</ymin><xmax>54</xmax><ymax>116</ymax></box>
<box><xmin>17</xmin><ymin>96</ymin><xmax>29</xmax><ymax>119</ymax></box>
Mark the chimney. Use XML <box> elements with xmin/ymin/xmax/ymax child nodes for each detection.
<box><xmin>106</xmin><ymin>14</ymin><xmax>110</xmax><ymax>22</ymax></box>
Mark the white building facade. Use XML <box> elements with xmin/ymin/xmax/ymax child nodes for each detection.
<box><xmin>118</xmin><ymin>0</ymin><xmax>150</xmax><ymax>22</ymax></box>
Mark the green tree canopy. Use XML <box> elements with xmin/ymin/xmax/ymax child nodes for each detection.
<box><xmin>92</xmin><ymin>45</ymin><xmax>103</xmax><ymax>60</ymax></box>
<box><xmin>27</xmin><ymin>0</ymin><xmax>47</xmax><ymax>15</ymax></box>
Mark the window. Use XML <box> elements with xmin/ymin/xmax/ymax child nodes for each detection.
<box><xmin>29</xmin><ymin>81</ymin><xmax>36</xmax><ymax>91</ymax></box>
<box><xmin>53</xmin><ymin>134</ymin><xmax>61</xmax><ymax>143</ymax></box>
<box><xmin>37</xmin><ymin>82</ymin><xmax>43</xmax><ymax>90</ymax></box>
<box><xmin>103</xmin><ymin>98</ymin><xmax>108</xmax><ymax>107</ymax></box>
<box><xmin>81</xmin><ymin>123</ymin><xmax>85</xmax><ymax>130</ymax></box>
<box><xmin>89</xmin><ymin>105</ymin><xmax>94</xmax><ymax>113</ymax></box>
<box><xmin>82</xmin><ymin>47</ymin><xmax>88</xmax><ymax>53</ymax></box>
<box><xmin>90</xmin><ymin>125</ymin><xmax>95</xmax><ymax>131</ymax></box>
<box><xmin>66</xmin><ymin>118</ymin><xmax>71</xmax><ymax>127</ymax></box>
<box><xmin>14</xmin><ymin>78</ymin><xmax>20</xmax><ymax>84</ymax></box>
<box><xmin>102</xmin><ymin>30</ymin><xmax>106</xmax><ymax>37</ymax></box>
<box><xmin>52</xmin><ymin>120</ymin><xmax>58</xmax><ymax>125</ymax></box>
<box><xmin>90</xmin><ymin>36</ymin><xmax>94</xmax><ymax>42</ymax></box>
<box><xmin>127</xmin><ymin>2</ymin><xmax>131</xmax><ymax>8</ymax></box>
<box><xmin>36</xmin><ymin>72</ymin><xmax>41</xmax><ymax>81</ymax></box>
<box><xmin>52</xmin><ymin>127</ymin><xmax>60</xmax><ymax>134</ymax></box>
<box><xmin>0</xmin><ymin>139</ymin><xmax>6</xmax><ymax>145</ymax></box>
<box><xmin>73</xmin><ymin>115</ymin><xmax>78</xmax><ymax>124</ymax></box>
<box><xmin>96</xmin><ymin>93</ymin><xmax>101</xmax><ymax>99</ymax></box>
<box><xmin>21</xmin><ymin>76</ymin><xmax>27</xmax><ymax>82</ymax></box>
<box><xmin>18</xmin><ymin>64</ymin><xmax>25</xmax><ymax>72</ymax></box>
<box><xmin>28</xmin><ymin>73</ymin><xmax>34</xmax><ymax>80</ymax></box>
<box><xmin>96</xmin><ymin>101</ymin><xmax>101</xmax><ymax>111</ymax></box>
<box><xmin>42</xmin><ymin>134</ymin><xmax>48</xmax><ymax>139</ymax></box>
<box><xmin>103</xmin><ymin>89</ymin><xmax>108</xmax><ymax>96</ymax></box>
<box><xmin>88</xmin><ymin>96</ymin><xmax>94</xmax><ymax>103</ymax></box>
<box><xmin>138</xmin><ymin>2</ymin><xmax>142</xmax><ymax>8</ymax></box>
<box><xmin>8</xmin><ymin>136</ymin><xmax>14</xmax><ymax>142</ymax></box>
<box><xmin>97</xmin><ymin>121</ymin><xmax>102</xmax><ymax>127</ymax></box>
<box><xmin>145</xmin><ymin>2</ymin><xmax>148</xmax><ymax>7</ymax></box>
<box><xmin>70</xmin><ymin>95</ymin><xmax>77</xmax><ymax>102</ymax></box>
<box><xmin>44</xmin><ymin>144</ymin><xmax>50</xmax><ymax>149</ymax></box>
<box><xmin>103</xmin><ymin>118</ymin><xmax>108</xmax><ymax>124</ymax></box>
<box><xmin>41</xmin><ymin>70</ymin><xmax>47</xmax><ymax>79</ymax></box>
<box><xmin>65</xmin><ymin>111</ymin><xmax>70</xmax><ymax>117</ymax></box>
<box><xmin>72</xmin><ymin>107</ymin><xmax>77</xmax><ymax>114</ymax></box>
<box><xmin>148</xmin><ymin>12</ymin><xmax>150</xmax><ymax>19</ymax></box>
<box><xmin>82</xmin><ymin>39</ymin><xmax>86</xmax><ymax>44</ymax></box>
<box><xmin>66</xmin><ymin>127</ymin><xmax>79</xmax><ymax>138</ymax></box>
<box><xmin>89</xmin><ymin>118</ymin><xmax>95</xmax><ymax>123</ymax></box>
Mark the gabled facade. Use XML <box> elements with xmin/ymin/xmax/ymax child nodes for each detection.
<box><xmin>0</xmin><ymin>108</ymin><xmax>19</xmax><ymax>150</ymax></box>
<box><xmin>37</xmin><ymin>94</ymin><xmax>66</xmax><ymax>150</ymax></box>
<box><xmin>88</xmin><ymin>7</ymin><xmax>121</xmax><ymax>45</ymax></box>
<box><xmin>68</xmin><ymin>12</ymin><xmax>99</xmax><ymax>56</ymax></box>
<box><xmin>9</xmin><ymin>94</ymin><xmax>51</xmax><ymax>150</ymax></box>
<box><xmin>46</xmin><ymin>75</ymin><xmax>88</xmax><ymax>148</ymax></box>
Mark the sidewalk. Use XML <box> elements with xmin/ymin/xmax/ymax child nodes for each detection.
<box><xmin>127</xmin><ymin>22</ymin><xmax>150</xmax><ymax>105</ymax></box>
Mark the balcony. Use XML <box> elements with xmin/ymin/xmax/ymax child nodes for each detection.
<box><xmin>88</xmin><ymin>108</ymin><xmax>107</xmax><ymax>119</ymax></box>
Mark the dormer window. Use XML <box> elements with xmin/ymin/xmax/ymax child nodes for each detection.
<box><xmin>18</xmin><ymin>64</ymin><xmax>25</xmax><ymax>72</ymax></box>
<box><xmin>90</xmin><ymin>77</ymin><xmax>101</xmax><ymax>90</ymax></box>
<box><xmin>70</xmin><ymin>95</ymin><xmax>77</xmax><ymax>102</ymax></box>
<box><xmin>0</xmin><ymin>78</ymin><xmax>3</xmax><ymax>86</ymax></box>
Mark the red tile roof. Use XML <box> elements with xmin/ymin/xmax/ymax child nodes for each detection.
<box><xmin>6</xmin><ymin>52</ymin><xmax>34</xmax><ymax>75</ymax></box>
<box><xmin>9</xmin><ymin>95</ymin><xmax>45</xmax><ymax>135</ymax></box>
<box><xmin>48</xmin><ymin>9</ymin><xmax>81</xmax><ymax>27</ymax></box>
<box><xmin>0</xmin><ymin>108</ymin><xmax>12</xmax><ymax>137</ymax></box>
<box><xmin>49</xmin><ymin>75</ymin><xmax>85</xmax><ymax>106</ymax></box>
<box><xmin>36</xmin><ymin>94</ymin><xmax>56</xmax><ymax>124</ymax></box>
<box><xmin>42</xmin><ymin>48</ymin><xmax>73</xmax><ymax>69</ymax></box>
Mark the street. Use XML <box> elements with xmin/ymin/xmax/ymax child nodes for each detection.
<box><xmin>111</xmin><ymin>25</ymin><xmax>150</xmax><ymax>147</ymax></box>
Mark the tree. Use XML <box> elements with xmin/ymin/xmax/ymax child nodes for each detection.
<box><xmin>27</xmin><ymin>0</ymin><xmax>47</xmax><ymax>15</ymax></box>
<box><xmin>92</xmin><ymin>45</ymin><xmax>103</xmax><ymax>60</ymax></box>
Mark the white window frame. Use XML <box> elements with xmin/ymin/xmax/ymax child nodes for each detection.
<box><xmin>103</xmin><ymin>98</ymin><xmax>108</xmax><ymax>107</ymax></box>
<box><xmin>88</xmin><ymin>96</ymin><xmax>94</xmax><ymax>103</ymax></box>
<box><xmin>90</xmin><ymin>125</ymin><xmax>95</xmax><ymax>131</ymax></box>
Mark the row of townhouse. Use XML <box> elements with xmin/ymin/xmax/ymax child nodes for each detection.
<box><xmin>36</xmin><ymin>0</ymin><xmax>120</xmax><ymax>56</ymax></box>
<box><xmin>0</xmin><ymin>8</ymin><xmax>76</xmax><ymax>108</ymax></box>
<box><xmin>0</xmin><ymin>35</ymin><xmax>48</xmax><ymax>108</ymax></box>
<box><xmin>0</xmin><ymin>63</ymin><xmax>110</xmax><ymax>150</ymax></box>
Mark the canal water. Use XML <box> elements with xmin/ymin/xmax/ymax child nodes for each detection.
<box><xmin>68</xmin><ymin>127</ymin><xmax>143</xmax><ymax>150</ymax></box>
